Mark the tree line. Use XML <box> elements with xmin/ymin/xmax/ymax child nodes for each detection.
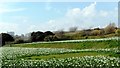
<box><xmin>0</xmin><ymin>23</ymin><xmax>120</xmax><ymax>46</ymax></box>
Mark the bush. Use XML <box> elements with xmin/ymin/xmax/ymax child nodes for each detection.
<box><xmin>79</xmin><ymin>31</ymin><xmax>86</xmax><ymax>37</ymax></box>
<box><xmin>91</xmin><ymin>30</ymin><xmax>100</xmax><ymax>36</ymax></box>
<box><xmin>115</xmin><ymin>29</ymin><xmax>120</xmax><ymax>36</ymax></box>
<box><xmin>104</xmin><ymin>23</ymin><xmax>116</xmax><ymax>34</ymax></box>
<box><xmin>44</xmin><ymin>35</ymin><xmax>58</xmax><ymax>41</ymax></box>
<box><xmin>14</xmin><ymin>39</ymin><xmax>24</xmax><ymax>44</ymax></box>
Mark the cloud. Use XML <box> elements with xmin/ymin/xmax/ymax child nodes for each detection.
<box><xmin>40</xmin><ymin>2</ymin><xmax>118</xmax><ymax>31</ymax></box>
<box><xmin>66</xmin><ymin>8</ymin><xmax>81</xmax><ymax>18</ymax></box>
<box><xmin>27</xmin><ymin>20</ymin><xmax>57</xmax><ymax>32</ymax></box>
<box><xmin>0</xmin><ymin>15</ymin><xmax>30</xmax><ymax>34</ymax></box>
<box><xmin>0</xmin><ymin>22</ymin><xmax>18</xmax><ymax>33</ymax></box>
<box><xmin>66</xmin><ymin>2</ymin><xmax>117</xmax><ymax>28</ymax></box>
<box><xmin>0</xmin><ymin>2</ymin><xmax>117</xmax><ymax>34</ymax></box>
<box><xmin>0</xmin><ymin>3</ymin><xmax>26</xmax><ymax>14</ymax></box>
<box><xmin>25</xmin><ymin>2</ymin><xmax>117</xmax><ymax>33</ymax></box>
<box><xmin>66</xmin><ymin>2</ymin><xmax>97</xmax><ymax>19</ymax></box>
<box><xmin>0</xmin><ymin>8</ymin><xmax>26</xmax><ymax>14</ymax></box>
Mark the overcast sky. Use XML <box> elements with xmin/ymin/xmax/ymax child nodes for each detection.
<box><xmin>0</xmin><ymin>1</ymin><xmax>118</xmax><ymax>35</ymax></box>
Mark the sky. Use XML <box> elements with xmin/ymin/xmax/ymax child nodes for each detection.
<box><xmin>0</xmin><ymin>1</ymin><xmax>118</xmax><ymax>35</ymax></box>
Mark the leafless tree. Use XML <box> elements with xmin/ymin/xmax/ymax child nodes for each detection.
<box><xmin>69</xmin><ymin>26</ymin><xmax>78</xmax><ymax>32</ymax></box>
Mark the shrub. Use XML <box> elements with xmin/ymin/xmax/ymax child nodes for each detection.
<box><xmin>91</xmin><ymin>30</ymin><xmax>100</xmax><ymax>36</ymax></box>
<box><xmin>44</xmin><ymin>35</ymin><xmax>58</xmax><ymax>41</ymax></box>
<box><xmin>104</xmin><ymin>23</ymin><xmax>116</xmax><ymax>34</ymax></box>
<box><xmin>14</xmin><ymin>39</ymin><xmax>24</xmax><ymax>44</ymax></box>
<box><xmin>79</xmin><ymin>31</ymin><xmax>86</xmax><ymax>37</ymax></box>
<box><xmin>115</xmin><ymin>29</ymin><xmax>120</xmax><ymax>36</ymax></box>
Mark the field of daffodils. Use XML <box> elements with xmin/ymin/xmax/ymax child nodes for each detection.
<box><xmin>0</xmin><ymin>37</ymin><xmax>120</xmax><ymax>68</ymax></box>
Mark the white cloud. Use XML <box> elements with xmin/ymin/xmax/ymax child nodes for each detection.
<box><xmin>48</xmin><ymin>20</ymin><xmax>56</xmax><ymax>24</ymax></box>
<box><xmin>0</xmin><ymin>3</ymin><xmax>26</xmax><ymax>14</ymax></box>
<box><xmin>0</xmin><ymin>22</ymin><xmax>18</xmax><ymax>33</ymax></box>
<box><xmin>0</xmin><ymin>8</ymin><xmax>26</xmax><ymax>14</ymax></box>
<box><xmin>25</xmin><ymin>2</ymin><xmax>117</xmax><ymax>33</ymax></box>
<box><xmin>28</xmin><ymin>25</ymin><xmax>38</xmax><ymax>32</ymax></box>
<box><xmin>11</xmin><ymin>16</ymin><xmax>29</xmax><ymax>23</ymax></box>
<box><xmin>24</xmin><ymin>4</ymin><xmax>118</xmax><ymax>35</ymax></box>
<box><xmin>0</xmin><ymin>2</ymin><xmax>117</xmax><ymax>34</ymax></box>
<box><xmin>66</xmin><ymin>8</ymin><xmax>81</xmax><ymax>17</ymax></box>
<box><xmin>40</xmin><ymin>2</ymin><xmax>118</xmax><ymax>31</ymax></box>
<box><xmin>99</xmin><ymin>10</ymin><xmax>108</xmax><ymax>17</ymax></box>
<box><xmin>0</xmin><ymin>15</ymin><xmax>30</xmax><ymax>34</ymax></box>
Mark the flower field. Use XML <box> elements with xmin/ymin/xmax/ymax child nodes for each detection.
<box><xmin>0</xmin><ymin>47</ymin><xmax>120</xmax><ymax>68</ymax></box>
<box><xmin>2</xmin><ymin>56</ymin><xmax>120</xmax><ymax>68</ymax></box>
<box><xmin>1</xmin><ymin>37</ymin><xmax>120</xmax><ymax>68</ymax></box>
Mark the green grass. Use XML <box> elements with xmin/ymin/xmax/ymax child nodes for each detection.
<box><xmin>7</xmin><ymin>40</ymin><xmax>119</xmax><ymax>49</ymax></box>
<box><xmin>21</xmin><ymin>51</ymin><xmax>119</xmax><ymax>60</ymax></box>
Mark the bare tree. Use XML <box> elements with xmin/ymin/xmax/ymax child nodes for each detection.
<box><xmin>104</xmin><ymin>23</ymin><xmax>116</xmax><ymax>34</ymax></box>
<box><xmin>69</xmin><ymin>26</ymin><xmax>78</xmax><ymax>32</ymax></box>
<box><xmin>54</xmin><ymin>29</ymin><xmax>64</xmax><ymax>35</ymax></box>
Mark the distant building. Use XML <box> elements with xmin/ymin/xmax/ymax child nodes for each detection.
<box><xmin>7</xmin><ymin>32</ymin><xmax>15</xmax><ymax>37</ymax></box>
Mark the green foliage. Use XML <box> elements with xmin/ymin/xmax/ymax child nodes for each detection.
<box><xmin>79</xmin><ymin>30</ymin><xmax>86</xmax><ymax>37</ymax></box>
<box><xmin>55</xmin><ymin>34</ymin><xmax>71</xmax><ymax>40</ymax></box>
<box><xmin>70</xmin><ymin>33</ymin><xmax>83</xmax><ymax>40</ymax></box>
<box><xmin>44</xmin><ymin>31</ymin><xmax>55</xmax><ymax>36</ymax></box>
<box><xmin>14</xmin><ymin>39</ymin><xmax>24</xmax><ymax>44</ymax></box>
<box><xmin>11</xmin><ymin>39</ymin><xmax>119</xmax><ymax>49</ymax></box>
<box><xmin>91</xmin><ymin>30</ymin><xmax>100</xmax><ymax>36</ymax></box>
<box><xmin>30</xmin><ymin>31</ymin><xmax>55</xmax><ymax>42</ymax></box>
<box><xmin>115</xmin><ymin>29</ymin><xmax>120</xmax><ymax>36</ymax></box>
<box><xmin>0</xmin><ymin>33</ymin><xmax>14</xmax><ymax>46</ymax></box>
<box><xmin>44</xmin><ymin>35</ymin><xmax>58</xmax><ymax>41</ymax></box>
<box><xmin>64</xmin><ymin>23</ymin><xmax>117</xmax><ymax>40</ymax></box>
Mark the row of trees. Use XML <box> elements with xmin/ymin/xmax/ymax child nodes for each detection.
<box><xmin>31</xmin><ymin>31</ymin><xmax>71</xmax><ymax>42</ymax></box>
<box><xmin>0</xmin><ymin>23</ymin><xmax>119</xmax><ymax>46</ymax></box>
<box><xmin>79</xmin><ymin>23</ymin><xmax>118</xmax><ymax>36</ymax></box>
<box><xmin>69</xmin><ymin>23</ymin><xmax>120</xmax><ymax>39</ymax></box>
<box><xmin>0</xmin><ymin>30</ymin><xmax>69</xmax><ymax>46</ymax></box>
<box><xmin>30</xmin><ymin>23</ymin><xmax>119</xmax><ymax>42</ymax></box>
<box><xmin>31</xmin><ymin>31</ymin><xmax>55</xmax><ymax>42</ymax></box>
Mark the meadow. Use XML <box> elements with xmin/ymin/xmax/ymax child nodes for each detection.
<box><xmin>1</xmin><ymin>37</ymin><xmax>120</xmax><ymax>68</ymax></box>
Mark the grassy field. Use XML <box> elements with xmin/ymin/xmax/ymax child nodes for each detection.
<box><xmin>1</xmin><ymin>37</ymin><xmax>120</xmax><ymax>68</ymax></box>
<box><xmin>8</xmin><ymin>39</ymin><xmax>119</xmax><ymax>49</ymax></box>
<box><xmin>22</xmin><ymin>51</ymin><xmax>120</xmax><ymax>60</ymax></box>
